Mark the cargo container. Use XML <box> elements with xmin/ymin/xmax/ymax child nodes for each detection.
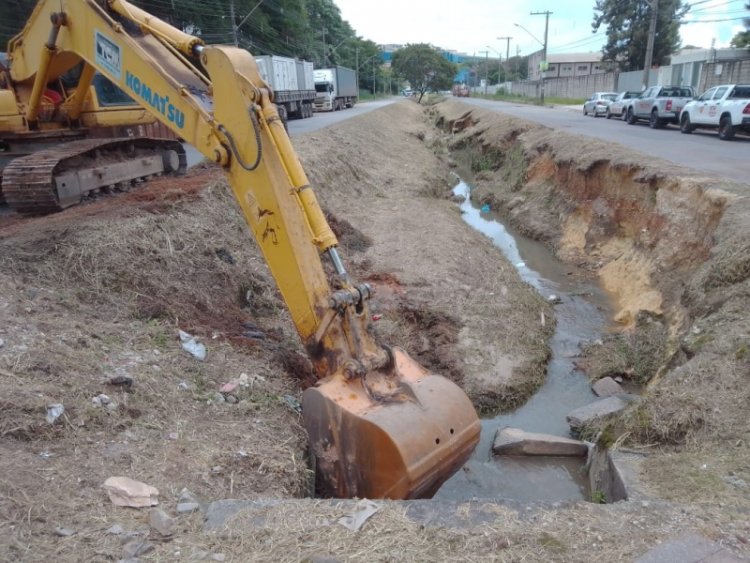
<box><xmin>313</xmin><ymin>66</ymin><xmax>357</xmax><ymax>112</ymax></box>
<box><xmin>255</xmin><ymin>55</ymin><xmax>316</xmax><ymax>119</ymax></box>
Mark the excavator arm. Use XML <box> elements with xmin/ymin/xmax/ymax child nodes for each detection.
<box><xmin>9</xmin><ymin>0</ymin><xmax>480</xmax><ymax>498</ymax></box>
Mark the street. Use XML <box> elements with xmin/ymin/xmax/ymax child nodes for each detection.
<box><xmin>288</xmin><ymin>99</ymin><xmax>397</xmax><ymax>136</ymax></box>
<box><xmin>460</xmin><ymin>97</ymin><xmax>750</xmax><ymax>185</ymax></box>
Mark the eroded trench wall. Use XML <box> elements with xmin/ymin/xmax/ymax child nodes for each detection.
<box><xmin>429</xmin><ymin>99</ymin><xmax>750</xmax><ymax>447</ymax></box>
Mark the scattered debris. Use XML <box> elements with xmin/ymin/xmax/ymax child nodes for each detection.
<box><xmin>149</xmin><ymin>507</ymin><xmax>176</xmax><ymax>537</ymax></box>
<box><xmin>179</xmin><ymin>330</ymin><xmax>206</xmax><ymax>361</ymax></box>
<box><xmin>103</xmin><ymin>476</ymin><xmax>159</xmax><ymax>508</ymax></box>
<box><xmin>122</xmin><ymin>538</ymin><xmax>155</xmax><ymax>559</ymax></box>
<box><xmin>338</xmin><ymin>500</ymin><xmax>380</xmax><ymax>532</ymax></box>
<box><xmin>0</xmin><ymin>337</ymin><xmax>4</xmax><ymax>348</ymax></box>
<box><xmin>39</xmin><ymin>450</ymin><xmax>53</xmax><ymax>459</ymax></box>
<box><xmin>219</xmin><ymin>382</ymin><xmax>238</xmax><ymax>394</ymax></box>
<box><xmin>547</xmin><ymin>294</ymin><xmax>563</xmax><ymax>305</ymax></box>
<box><xmin>54</xmin><ymin>527</ymin><xmax>76</xmax><ymax>537</ymax></box>
<box><xmin>108</xmin><ymin>374</ymin><xmax>134</xmax><ymax>389</ymax></box>
<box><xmin>92</xmin><ymin>393</ymin><xmax>117</xmax><ymax>410</ymax></box>
<box><xmin>281</xmin><ymin>394</ymin><xmax>302</xmax><ymax>414</ymax></box>
<box><xmin>214</xmin><ymin>248</ymin><xmax>235</xmax><ymax>264</ymax></box>
<box><xmin>46</xmin><ymin>403</ymin><xmax>64</xmax><ymax>424</ymax></box>
<box><xmin>177</xmin><ymin>380</ymin><xmax>191</xmax><ymax>391</ymax></box>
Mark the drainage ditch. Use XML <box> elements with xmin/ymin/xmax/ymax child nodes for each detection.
<box><xmin>435</xmin><ymin>177</ymin><xmax>617</xmax><ymax>503</ymax></box>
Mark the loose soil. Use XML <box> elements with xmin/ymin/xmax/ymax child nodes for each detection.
<box><xmin>0</xmin><ymin>99</ymin><xmax>748</xmax><ymax>561</ymax></box>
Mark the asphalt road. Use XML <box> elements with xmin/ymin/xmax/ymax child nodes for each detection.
<box><xmin>460</xmin><ymin>98</ymin><xmax>750</xmax><ymax>185</ymax></box>
<box><xmin>288</xmin><ymin>99</ymin><xmax>396</xmax><ymax>136</ymax></box>
<box><xmin>183</xmin><ymin>99</ymin><xmax>397</xmax><ymax>167</ymax></box>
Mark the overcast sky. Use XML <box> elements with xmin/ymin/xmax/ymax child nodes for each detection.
<box><xmin>334</xmin><ymin>0</ymin><xmax>747</xmax><ymax>58</ymax></box>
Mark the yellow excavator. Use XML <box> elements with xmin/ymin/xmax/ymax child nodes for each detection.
<box><xmin>2</xmin><ymin>0</ymin><xmax>480</xmax><ymax>498</ymax></box>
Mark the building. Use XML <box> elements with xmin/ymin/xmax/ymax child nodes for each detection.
<box><xmin>527</xmin><ymin>50</ymin><xmax>606</xmax><ymax>81</ymax></box>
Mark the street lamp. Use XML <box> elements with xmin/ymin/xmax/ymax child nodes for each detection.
<box><xmin>514</xmin><ymin>19</ymin><xmax>549</xmax><ymax>105</ymax></box>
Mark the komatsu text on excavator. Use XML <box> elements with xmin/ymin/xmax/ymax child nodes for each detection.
<box><xmin>1</xmin><ymin>0</ymin><xmax>480</xmax><ymax>498</ymax></box>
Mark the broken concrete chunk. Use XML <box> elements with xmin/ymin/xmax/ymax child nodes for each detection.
<box><xmin>492</xmin><ymin>427</ymin><xmax>588</xmax><ymax>457</ymax></box>
<box><xmin>103</xmin><ymin>476</ymin><xmax>159</xmax><ymax>508</ymax></box>
<box><xmin>592</xmin><ymin>376</ymin><xmax>624</xmax><ymax>397</ymax></box>
<box><xmin>149</xmin><ymin>508</ymin><xmax>176</xmax><ymax>536</ymax></box>
<box><xmin>566</xmin><ymin>397</ymin><xmax>627</xmax><ymax>431</ymax></box>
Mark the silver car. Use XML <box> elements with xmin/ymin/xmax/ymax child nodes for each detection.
<box><xmin>583</xmin><ymin>92</ymin><xmax>618</xmax><ymax>117</ymax></box>
<box><xmin>607</xmin><ymin>91</ymin><xmax>641</xmax><ymax>120</ymax></box>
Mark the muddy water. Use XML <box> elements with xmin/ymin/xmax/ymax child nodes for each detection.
<box><xmin>435</xmin><ymin>179</ymin><xmax>613</xmax><ymax>503</ymax></box>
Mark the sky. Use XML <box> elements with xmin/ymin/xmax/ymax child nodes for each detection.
<box><xmin>333</xmin><ymin>0</ymin><xmax>748</xmax><ymax>59</ymax></box>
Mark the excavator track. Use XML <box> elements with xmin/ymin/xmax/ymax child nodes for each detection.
<box><xmin>1</xmin><ymin>137</ymin><xmax>187</xmax><ymax>215</ymax></box>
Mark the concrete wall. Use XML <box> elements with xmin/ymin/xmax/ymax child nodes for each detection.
<box><xmin>699</xmin><ymin>60</ymin><xmax>750</xmax><ymax>92</ymax></box>
<box><xmin>510</xmin><ymin>72</ymin><xmax>616</xmax><ymax>99</ymax></box>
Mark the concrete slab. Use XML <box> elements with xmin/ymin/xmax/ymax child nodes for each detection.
<box><xmin>492</xmin><ymin>427</ymin><xmax>588</xmax><ymax>457</ymax></box>
<box><xmin>567</xmin><ymin>396</ymin><xmax>627</xmax><ymax>431</ymax></box>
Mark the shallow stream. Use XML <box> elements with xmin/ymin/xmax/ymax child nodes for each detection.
<box><xmin>435</xmin><ymin>178</ymin><xmax>614</xmax><ymax>503</ymax></box>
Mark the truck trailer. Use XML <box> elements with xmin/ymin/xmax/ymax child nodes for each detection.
<box><xmin>254</xmin><ymin>55</ymin><xmax>316</xmax><ymax>120</ymax></box>
<box><xmin>313</xmin><ymin>66</ymin><xmax>357</xmax><ymax>112</ymax></box>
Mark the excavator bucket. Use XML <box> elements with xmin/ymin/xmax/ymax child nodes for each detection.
<box><xmin>303</xmin><ymin>347</ymin><xmax>480</xmax><ymax>499</ymax></box>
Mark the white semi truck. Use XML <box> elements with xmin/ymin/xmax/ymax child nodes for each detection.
<box><xmin>254</xmin><ymin>55</ymin><xmax>316</xmax><ymax>120</ymax></box>
<box><xmin>313</xmin><ymin>66</ymin><xmax>357</xmax><ymax>112</ymax></box>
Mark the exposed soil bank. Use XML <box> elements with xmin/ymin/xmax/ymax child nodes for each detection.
<box><xmin>0</xmin><ymin>102</ymin><xmax>553</xmax><ymax>560</ymax></box>
<box><xmin>431</xmin><ymin>99</ymin><xmax>750</xmax><ymax>512</ymax></box>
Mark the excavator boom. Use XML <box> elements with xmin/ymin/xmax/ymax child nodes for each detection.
<box><xmin>7</xmin><ymin>0</ymin><xmax>480</xmax><ymax>498</ymax></box>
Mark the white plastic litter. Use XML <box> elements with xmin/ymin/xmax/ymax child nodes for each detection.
<box><xmin>338</xmin><ymin>500</ymin><xmax>380</xmax><ymax>532</ymax></box>
<box><xmin>46</xmin><ymin>403</ymin><xmax>64</xmax><ymax>424</ymax></box>
<box><xmin>178</xmin><ymin>330</ymin><xmax>206</xmax><ymax>361</ymax></box>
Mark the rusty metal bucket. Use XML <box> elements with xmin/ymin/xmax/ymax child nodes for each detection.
<box><xmin>303</xmin><ymin>347</ymin><xmax>480</xmax><ymax>499</ymax></box>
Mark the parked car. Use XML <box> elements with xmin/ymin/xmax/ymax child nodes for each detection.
<box><xmin>680</xmin><ymin>84</ymin><xmax>750</xmax><ymax>140</ymax></box>
<box><xmin>607</xmin><ymin>91</ymin><xmax>641</xmax><ymax>120</ymax></box>
<box><xmin>626</xmin><ymin>85</ymin><xmax>696</xmax><ymax>128</ymax></box>
<box><xmin>583</xmin><ymin>92</ymin><xmax>618</xmax><ymax>117</ymax></box>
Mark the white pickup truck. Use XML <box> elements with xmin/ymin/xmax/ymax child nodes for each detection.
<box><xmin>679</xmin><ymin>84</ymin><xmax>750</xmax><ymax>140</ymax></box>
<box><xmin>626</xmin><ymin>85</ymin><xmax>696</xmax><ymax>129</ymax></box>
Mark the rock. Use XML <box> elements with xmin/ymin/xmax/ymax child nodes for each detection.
<box><xmin>635</xmin><ymin>532</ymin><xmax>744</xmax><ymax>563</ymax></box>
<box><xmin>122</xmin><ymin>538</ymin><xmax>154</xmax><ymax>559</ymax></box>
<box><xmin>103</xmin><ymin>476</ymin><xmax>159</xmax><ymax>508</ymax></box>
<box><xmin>0</xmin><ymin>337</ymin><xmax>5</xmax><ymax>348</ymax></box>
<box><xmin>108</xmin><ymin>524</ymin><xmax>126</xmax><ymax>535</ymax></box>
<box><xmin>149</xmin><ymin>508</ymin><xmax>176</xmax><ymax>536</ymax></box>
<box><xmin>547</xmin><ymin>294</ymin><xmax>563</xmax><ymax>305</ymax></box>
<box><xmin>592</xmin><ymin>377</ymin><xmax>624</xmax><ymax>397</ymax></box>
<box><xmin>210</xmin><ymin>392</ymin><xmax>225</xmax><ymax>404</ymax></box>
<box><xmin>614</xmin><ymin>376</ymin><xmax>624</xmax><ymax>383</ymax></box>
<box><xmin>177</xmin><ymin>489</ymin><xmax>204</xmax><ymax>514</ymax></box>
<box><xmin>219</xmin><ymin>382</ymin><xmax>238</xmax><ymax>394</ymax></box>
<box><xmin>492</xmin><ymin>427</ymin><xmax>588</xmax><ymax>457</ymax></box>
<box><xmin>177</xmin><ymin>381</ymin><xmax>191</xmax><ymax>391</ymax></box>
<box><xmin>225</xmin><ymin>395</ymin><xmax>238</xmax><ymax>405</ymax></box>
<box><xmin>54</xmin><ymin>527</ymin><xmax>76</xmax><ymax>537</ymax></box>
<box><xmin>210</xmin><ymin>555</ymin><xmax>226</xmax><ymax>562</ymax></box>
<box><xmin>92</xmin><ymin>394</ymin><xmax>115</xmax><ymax>408</ymax></box>
<box><xmin>177</xmin><ymin>502</ymin><xmax>201</xmax><ymax>514</ymax></box>
<box><xmin>567</xmin><ymin>397</ymin><xmax>627</xmax><ymax>431</ymax></box>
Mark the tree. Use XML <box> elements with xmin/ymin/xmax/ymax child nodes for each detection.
<box><xmin>592</xmin><ymin>0</ymin><xmax>688</xmax><ymax>71</ymax></box>
<box><xmin>391</xmin><ymin>44</ymin><xmax>457</xmax><ymax>103</ymax></box>
<box><xmin>730</xmin><ymin>2</ymin><xmax>750</xmax><ymax>48</ymax></box>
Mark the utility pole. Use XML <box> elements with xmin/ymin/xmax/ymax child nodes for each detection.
<box><xmin>355</xmin><ymin>47</ymin><xmax>359</xmax><ymax>95</ymax></box>
<box><xmin>479</xmin><ymin>50</ymin><xmax>489</xmax><ymax>95</ymax></box>
<box><xmin>230</xmin><ymin>0</ymin><xmax>238</xmax><ymax>47</ymax></box>
<box><xmin>497</xmin><ymin>36</ymin><xmax>513</xmax><ymax>78</ymax></box>
<box><xmin>530</xmin><ymin>10</ymin><xmax>552</xmax><ymax>105</ymax></box>
<box><xmin>322</xmin><ymin>27</ymin><xmax>328</xmax><ymax>66</ymax></box>
<box><xmin>642</xmin><ymin>0</ymin><xmax>659</xmax><ymax>90</ymax></box>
